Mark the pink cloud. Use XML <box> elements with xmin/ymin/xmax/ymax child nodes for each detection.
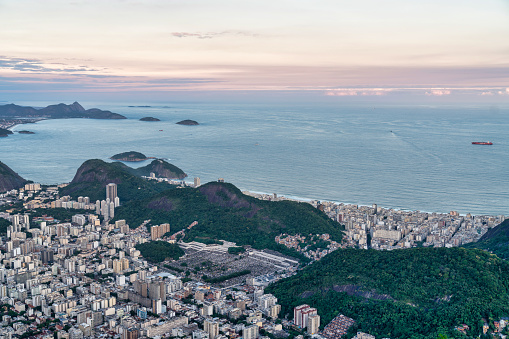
<box><xmin>171</xmin><ymin>31</ymin><xmax>258</xmax><ymax>39</ymax></box>
<box><xmin>326</xmin><ymin>90</ymin><xmax>358</xmax><ymax>96</ymax></box>
<box><xmin>325</xmin><ymin>88</ymin><xmax>391</xmax><ymax>96</ymax></box>
<box><xmin>425</xmin><ymin>89</ymin><xmax>451</xmax><ymax>96</ymax></box>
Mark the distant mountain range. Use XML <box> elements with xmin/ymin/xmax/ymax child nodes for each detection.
<box><xmin>0</xmin><ymin>161</ymin><xmax>27</xmax><ymax>192</ymax></box>
<box><xmin>0</xmin><ymin>101</ymin><xmax>126</xmax><ymax>119</ymax></box>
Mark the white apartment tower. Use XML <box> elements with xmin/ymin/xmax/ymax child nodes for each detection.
<box><xmin>106</xmin><ymin>183</ymin><xmax>118</xmax><ymax>201</ymax></box>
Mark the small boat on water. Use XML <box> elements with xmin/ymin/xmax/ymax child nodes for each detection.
<box><xmin>472</xmin><ymin>141</ymin><xmax>493</xmax><ymax>145</ymax></box>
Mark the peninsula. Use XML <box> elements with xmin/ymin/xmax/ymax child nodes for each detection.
<box><xmin>0</xmin><ymin>128</ymin><xmax>13</xmax><ymax>137</ymax></box>
<box><xmin>0</xmin><ymin>101</ymin><xmax>126</xmax><ymax>120</ymax></box>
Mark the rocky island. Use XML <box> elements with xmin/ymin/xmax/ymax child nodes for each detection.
<box><xmin>176</xmin><ymin>119</ymin><xmax>199</xmax><ymax>125</ymax></box>
<box><xmin>110</xmin><ymin>151</ymin><xmax>156</xmax><ymax>162</ymax></box>
<box><xmin>140</xmin><ymin>117</ymin><xmax>160</xmax><ymax>121</ymax></box>
<box><xmin>18</xmin><ymin>130</ymin><xmax>35</xmax><ymax>134</ymax></box>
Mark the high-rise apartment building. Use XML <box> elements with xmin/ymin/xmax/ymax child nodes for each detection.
<box><xmin>204</xmin><ymin>319</ymin><xmax>219</xmax><ymax>339</ymax></box>
<box><xmin>41</xmin><ymin>248</ymin><xmax>54</xmax><ymax>264</ymax></box>
<box><xmin>307</xmin><ymin>314</ymin><xmax>320</xmax><ymax>335</ymax></box>
<box><xmin>243</xmin><ymin>325</ymin><xmax>259</xmax><ymax>339</ymax></box>
<box><xmin>294</xmin><ymin>305</ymin><xmax>317</xmax><ymax>328</ymax></box>
<box><xmin>106</xmin><ymin>183</ymin><xmax>118</xmax><ymax>201</ymax></box>
<box><xmin>151</xmin><ymin>223</ymin><xmax>170</xmax><ymax>240</ymax></box>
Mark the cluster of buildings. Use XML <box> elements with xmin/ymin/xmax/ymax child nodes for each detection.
<box><xmin>293</xmin><ymin>305</ymin><xmax>320</xmax><ymax>335</ymax></box>
<box><xmin>244</xmin><ymin>190</ymin><xmax>504</xmax><ymax>251</ymax></box>
<box><xmin>275</xmin><ymin>233</ymin><xmax>341</xmax><ymax>261</ymax></box>
<box><xmin>143</xmin><ymin>174</ymin><xmax>202</xmax><ymax>189</ymax></box>
<box><xmin>312</xmin><ymin>201</ymin><xmax>504</xmax><ymax>250</ymax></box>
<box><xmin>2</xmin><ymin>174</ymin><xmax>508</xmax><ymax>339</ymax></box>
<box><xmin>6</xmin><ymin>182</ymin><xmax>120</xmax><ymax>223</ymax></box>
<box><xmin>0</xmin><ymin>184</ymin><xmax>306</xmax><ymax>339</ymax></box>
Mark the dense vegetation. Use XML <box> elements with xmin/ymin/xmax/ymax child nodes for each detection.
<box><xmin>266</xmin><ymin>247</ymin><xmax>509</xmax><ymax>338</ymax></box>
<box><xmin>0</xmin><ymin>161</ymin><xmax>27</xmax><ymax>192</ymax></box>
<box><xmin>135</xmin><ymin>241</ymin><xmax>185</xmax><ymax>262</ymax></box>
<box><xmin>228</xmin><ymin>247</ymin><xmax>246</xmax><ymax>255</ymax></box>
<box><xmin>465</xmin><ymin>219</ymin><xmax>509</xmax><ymax>259</ymax></box>
<box><xmin>110</xmin><ymin>151</ymin><xmax>148</xmax><ymax>160</ymax></box>
<box><xmin>0</xmin><ymin>218</ymin><xmax>10</xmax><ymax>234</ymax></box>
<box><xmin>130</xmin><ymin>159</ymin><xmax>186</xmax><ymax>179</ymax></box>
<box><xmin>114</xmin><ymin>182</ymin><xmax>343</xmax><ymax>261</ymax></box>
<box><xmin>60</xmin><ymin>159</ymin><xmax>173</xmax><ymax>202</ymax></box>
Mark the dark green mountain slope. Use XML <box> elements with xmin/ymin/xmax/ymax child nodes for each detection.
<box><xmin>465</xmin><ymin>219</ymin><xmax>509</xmax><ymax>259</ymax></box>
<box><xmin>59</xmin><ymin>159</ymin><xmax>171</xmax><ymax>202</ymax></box>
<box><xmin>110</xmin><ymin>151</ymin><xmax>149</xmax><ymax>161</ymax></box>
<box><xmin>0</xmin><ymin>161</ymin><xmax>28</xmax><ymax>192</ymax></box>
<box><xmin>114</xmin><ymin>182</ymin><xmax>343</xmax><ymax>256</ymax></box>
<box><xmin>130</xmin><ymin>159</ymin><xmax>187</xmax><ymax>179</ymax></box>
<box><xmin>266</xmin><ymin>247</ymin><xmax>509</xmax><ymax>338</ymax></box>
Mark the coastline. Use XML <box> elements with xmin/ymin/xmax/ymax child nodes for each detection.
<box><xmin>1</xmin><ymin>118</ymin><xmax>46</xmax><ymax>131</ymax></box>
<box><xmin>179</xmin><ymin>180</ymin><xmax>494</xmax><ymax>218</ymax></box>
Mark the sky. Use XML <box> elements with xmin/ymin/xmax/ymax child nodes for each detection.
<box><xmin>0</xmin><ymin>0</ymin><xmax>508</xmax><ymax>103</ymax></box>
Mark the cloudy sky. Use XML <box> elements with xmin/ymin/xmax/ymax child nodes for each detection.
<box><xmin>1</xmin><ymin>0</ymin><xmax>508</xmax><ymax>102</ymax></box>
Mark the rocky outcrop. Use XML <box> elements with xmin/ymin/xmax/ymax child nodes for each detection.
<box><xmin>0</xmin><ymin>161</ymin><xmax>28</xmax><ymax>192</ymax></box>
<box><xmin>176</xmin><ymin>119</ymin><xmax>199</xmax><ymax>125</ymax></box>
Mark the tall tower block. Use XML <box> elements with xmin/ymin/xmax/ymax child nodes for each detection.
<box><xmin>106</xmin><ymin>183</ymin><xmax>118</xmax><ymax>201</ymax></box>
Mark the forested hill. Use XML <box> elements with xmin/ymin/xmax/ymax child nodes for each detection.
<box><xmin>0</xmin><ymin>161</ymin><xmax>28</xmax><ymax>193</ymax></box>
<box><xmin>465</xmin><ymin>219</ymin><xmax>509</xmax><ymax>259</ymax></box>
<box><xmin>265</xmin><ymin>247</ymin><xmax>509</xmax><ymax>338</ymax></box>
<box><xmin>130</xmin><ymin>159</ymin><xmax>187</xmax><ymax>179</ymax></box>
<box><xmin>113</xmin><ymin>181</ymin><xmax>343</xmax><ymax>256</ymax></box>
<box><xmin>60</xmin><ymin>159</ymin><xmax>172</xmax><ymax>202</ymax></box>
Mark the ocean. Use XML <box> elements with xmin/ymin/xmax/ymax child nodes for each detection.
<box><xmin>2</xmin><ymin>101</ymin><xmax>508</xmax><ymax>216</ymax></box>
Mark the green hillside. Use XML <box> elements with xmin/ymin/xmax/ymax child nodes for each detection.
<box><xmin>465</xmin><ymin>219</ymin><xmax>509</xmax><ymax>259</ymax></box>
<box><xmin>60</xmin><ymin>159</ymin><xmax>172</xmax><ymax>202</ymax></box>
<box><xmin>0</xmin><ymin>161</ymin><xmax>28</xmax><ymax>192</ymax></box>
<box><xmin>114</xmin><ymin>182</ymin><xmax>343</xmax><ymax>260</ymax></box>
<box><xmin>135</xmin><ymin>241</ymin><xmax>185</xmax><ymax>262</ymax></box>
<box><xmin>265</xmin><ymin>247</ymin><xmax>509</xmax><ymax>338</ymax></box>
<box><xmin>129</xmin><ymin>159</ymin><xmax>187</xmax><ymax>179</ymax></box>
<box><xmin>110</xmin><ymin>151</ymin><xmax>148</xmax><ymax>161</ymax></box>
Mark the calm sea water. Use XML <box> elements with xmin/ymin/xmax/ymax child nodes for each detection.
<box><xmin>2</xmin><ymin>101</ymin><xmax>508</xmax><ymax>216</ymax></box>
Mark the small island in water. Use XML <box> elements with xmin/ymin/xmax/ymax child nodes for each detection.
<box><xmin>110</xmin><ymin>151</ymin><xmax>156</xmax><ymax>162</ymax></box>
<box><xmin>18</xmin><ymin>130</ymin><xmax>35</xmax><ymax>134</ymax></box>
<box><xmin>176</xmin><ymin>119</ymin><xmax>199</xmax><ymax>125</ymax></box>
<box><xmin>140</xmin><ymin>117</ymin><xmax>160</xmax><ymax>121</ymax></box>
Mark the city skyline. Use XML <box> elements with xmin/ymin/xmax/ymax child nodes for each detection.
<box><xmin>0</xmin><ymin>0</ymin><xmax>508</xmax><ymax>102</ymax></box>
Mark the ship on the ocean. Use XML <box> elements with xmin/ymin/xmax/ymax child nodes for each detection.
<box><xmin>472</xmin><ymin>141</ymin><xmax>493</xmax><ymax>145</ymax></box>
